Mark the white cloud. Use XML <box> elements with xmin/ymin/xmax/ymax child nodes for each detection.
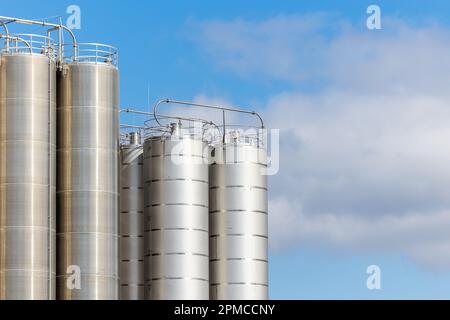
<box><xmin>190</xmin><ymin>13</ymin><xmax>338</xmax><ymax>83</ymax></box>
<box><xmin>191</xmin><ymin>15</ymin><xmax>450</xmax><ymax>270</ymax></box>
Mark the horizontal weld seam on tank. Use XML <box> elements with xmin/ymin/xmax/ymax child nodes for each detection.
<box><xmin>209</xmin><ymin>209</ymin><xmax>268</xmax><ymax>214</ymax></box>
<box><xmin>56</xmin><ymin>232</ymin><xmax>119</xmax><ymax>237</ymax></box>
<box><xmin>57</xmin><ymin>147</ymin><xmax>118</xmax><ymax>152</ymax></box>
<box><xmin>2</xmin><ymin>226</ymin><xmax>54</xmax><ymax>230</ymax></box>
<box><xmin>121</xmin><ymin>187</ymin><xmax>144</xmax><ymax>190</ymax></box>
<box><xmin>210</xmin><ymin>282</ymin><xmax>269</xmax><ymax>287</ymax></box>
<box><xmin>147</xmin><ymin>203</ymin><xmax>208</xmax><ymax>208</ymax></box>
<box><xmin>56</xmin><ymin>275</ymin><xmax>120</xmax><ymax>279</ymax></box>
<box><xmin>120</xmin><ymin>235</ymin><xmax>144</xmax><ymax>238</ymax></box>
<box><xmin>1</xmin><ymin>182</ymin><xmax>53</xmax><ymax>187</ymax></box>
<box><xmin>150</xmin><ymin>228</ymin><xmax>208</xmax><ymax>233</ymax></box>
<box><xmin>120</xmin><ymin>162</ymin><xmax>143</xmax><ymax>166</ymax></box>
<box><xmin>121</xmin><ymin>259</ymin><xmax>144</xmax><ymax>262</ymax></box>
<box><xmin>209</xmin><ymin>186</ymin><xmax>268</xmax><ymax>191</ymax></box>
<box><xmin>150</xmin><ymin>277</ymin><xmax>209</xmax><ymax>282</ymax></box>
<box><xmin>1</xmin><ymin>97</ymin><xmax>56</xmax><ymax>103</ymax></box>
<box><xmin>210</xmin><ymin>162</ymin><xmax>268</xmax><ymax>167</ymax></box>
<box><xmin>1</xmin><ymin>139</ymin><xmax>55</xmax><ymax>144</ymax></box>
<box><xmin>210</xmin><ymin>258</ymin><xmax>269</xmax><ymax>263</ymax></box>
<box><xmin>120</xmin><ymin>284</ymin><xmax>145</xmax><ymax>287</ymax></box>
<box><xmin>120</xmin><ymin>211</ymin><xmax>144</xmax><ymax>214</ymax></box>
<box><xmin>2</xmin><ymin>269</ymin><xmax>55</xmax><ymax>273</ymax></box>
<box><xmin>57</xmin><ymin>105</ymin><xmax>119</xmax><ymax>110</ymax></box>
<box><xmin>148</xmin><ymin>178</ymin><xmax>208</xmax><ymax>184</ymax></box>
<box><xmin>210</xmin><ymin>234</ymin><xmax>269</xmax><ymax>239</ymax></box>
<box><xmin>148</xmin><ymin>253</ymin><xmax>209</xmax><ymax>257</ymax></box>
<box><xmin>56</xmin><ymin>190</ymin><xmax>119</xmax><ymax>195</ymax></box>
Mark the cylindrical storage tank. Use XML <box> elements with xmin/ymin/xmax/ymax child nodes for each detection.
<box><xmin>0</xmin><ymin>38</ymin><xmax>56</xmax><ymax>300</ymax></box>
<box><xmin>209</xmin><ymin>139</ymin><xmax>268</xmax><ymax>300</ymax></box>
<box><xmin>57</xmin><ymin>49</ymin><xmax>119</xmax><ymax>300</ymax></box>
<box><xmin>119</xmin><ymin>133</ymin><xmax>144</xmax><ymax>300</ymax></box>
<box><xmin>144</xmin><ymin>126</ymin><xmax>209</xmax><ymax>300</ymax></box>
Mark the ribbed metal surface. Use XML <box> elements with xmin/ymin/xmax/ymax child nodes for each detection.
<box><xmin>57</xmin><ymin>62</ymin><xmax>119</xmax><ymax>300</ymax></box>
<box><xmin>0</xmin><ymin>54</ymin><xmax>56</xmax><ymax>300</ymax></box>
<box><xmin>144</xmin><ymin>136</ymin><xmax>209</xmax><ymax>300</ymax></box>
<box><xmin>209</xmin><ymin>143</ymin><xmax>268</xmax><ymax>300</ymax></box>
<box><xmin>119</xmin><ymin>140</ymin><xmax>144</xmax><ymax>300</ymax></box>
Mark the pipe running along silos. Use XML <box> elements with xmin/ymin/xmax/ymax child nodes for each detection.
<box><xmin>120</xmin><ymin>132</ymin><xmax>144</xmax><ymax>300</ymax></box>
<box><xmin>209</xmin><ymin>131</ymin><xmax>268</xmax><ymax>300</ymax></box>
<box><xmin>57</xmin><ymin>44</ymin><xmax>120</xmax><ymax>300</ymax></box>
<box><xmin>0</xmin><ymin>34</ymin><xmax>56</xmax><ymax>299</ymax></box>
<box><xmin>144</xmin><ymin>120</ymin><xmax>210</xmax><ymax>300</ymax></box>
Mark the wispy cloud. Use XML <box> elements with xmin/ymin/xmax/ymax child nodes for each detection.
<box><xmin>189</xmin><ymin>13</ymin><xmax>340</xmax><ymax>83</ymax></box>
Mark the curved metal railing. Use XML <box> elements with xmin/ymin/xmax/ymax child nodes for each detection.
<box><xmin>63</xmin><ymin>42</ymin><xmax>118</xmax><ymax>66</ymax></box>
<box><xmin>120</xmin><ymin>100</ymin><xmax>266</xmax><ymax>148</ymax></box>
<box><xmin>152</xmin><ymin>99</ymin><xmax>266</xmax><ymax>147</ymax></box>
<box><xmin>211</xmin><ymin>125</ymin><xmax>267</xmax><ymax>148</ymax></box>
<box><xmin>0</xmin><ymin>16</ymin><xmax>118</xmax><ymax>67</ymax></box>
<box><xmin>120</xmin><ymin>108</ymin><xmax>221</xmax><ymax>143</ymax></box>
<box><xmin>0</xmin><ymin>33</ymin><xmax>56</xmax><ymax>59</ymax></box>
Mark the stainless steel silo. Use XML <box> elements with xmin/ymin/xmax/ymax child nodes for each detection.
<box><xmin>144</xmin><ymin>123</ymin><xmax>209</xmax><ymax>300</ymax></box>
<box><xmin>0</xmin><ymin>37</ymin><xmax>56</xmax><ymax>300</ymax></box>
<box><xmin>209</xmin><ymin>138</ymin><xmax>268</xmax><ymax>300</ymax></box>
<box><xmin>57</xmin><ymin>47</ymin><xmax>119</xmax><ymax>300</ymax></box>
<box><xmin>120</xmin><ymin>132</ymin><xmax>144</xmax><ymax>300</ymax></box>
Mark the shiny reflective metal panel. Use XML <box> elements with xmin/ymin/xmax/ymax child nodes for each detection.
<box><xmin>57</xmin><ymin>62</ymin><xmax>119</xmax><ymax>300</ymax></box>
<box><xmin>209</xmin><ymin>143</ymin><xmax>268</xmax><ymax>300</ymax></box>
<box><xmin>0</xmin><ymin>54</ymin><xmax>56</xmax><ymax>300</ymax></box>
<box><xmin>119</xmin><ymin>141</ymin><xmax>144</xmax><ymax>300</ymax></box>
<box><xmin>144</xmin><ymin>136</ymin><xmax>209</xmax><ymax>300</ymax></box>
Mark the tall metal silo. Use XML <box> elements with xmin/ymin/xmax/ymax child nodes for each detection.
<box><xmin>144</xmin><ymin>122</ymin><xmax>209</xmax><ymax>300</ymax></box>
<box><xmin>143</xmin><ymin>135</ymin><xmax>152</xmax><ymax>300</ymax></box>
<box><xmin>56</xmin><ymin>44</ymin><xmax>120</xmax><ymax>300</ymax></box>
<box><xmin>209</xmin><ymin>133</ymin><xmax>268</xmax><ymax>300</ymax></box>
<box><xmin>0</xmin><ymin>34</ymin><xmax>56</xmax><ymax>300</ymax></box>
<box><xmin>119</xmin><ymin>132</ymin><xmax>144</xmax><ymax>300</ymax></box>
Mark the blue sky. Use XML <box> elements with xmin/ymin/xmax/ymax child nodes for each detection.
<box><xmin>4</xmin><ymin>0</ymin><xmax>450</xmax><ymax>299</ymax></box>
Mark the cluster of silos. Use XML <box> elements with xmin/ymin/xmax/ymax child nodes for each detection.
<box><xmin>120</xmin><ymin>101</ymin><xmax>268</xmax><ymax>301</ymax></box>
<box><xmin>0</xmin><ymin>16</ymin><xmax>119</xmax><ymax>300</ymax></box>
<box><xmin>0</xmin><ymin>15</ymin><xmax>268</xmax><ymax>301</ymax></box>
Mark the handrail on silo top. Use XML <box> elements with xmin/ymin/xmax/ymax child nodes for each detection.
<box><xmin>153</xmin><ymin>99</ymin><xmax>265</xmax><ymax>145</ymax></box>
<box><xmin>0</xmin><ymin>16</ymin><xmax>78</xmax><ymax>63</ymax></box>
<box><xmin>120</xmin><ymin>108</ymin><xmax>222</xmax><ymax>141</ymax></box>
<box><xmin>63</xmin><ymin>43</ymin><xmax>118</xmax><ymax>66</ymax></box>
<box><xmin>0</xmin><ymin>34</ymin><xmax>32</xmax><ymax>54</ymax></box>
<box><xmin>7</xmin><ymin>34</ymin><xmax>56</xmax><ymax>58</ymax></box>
